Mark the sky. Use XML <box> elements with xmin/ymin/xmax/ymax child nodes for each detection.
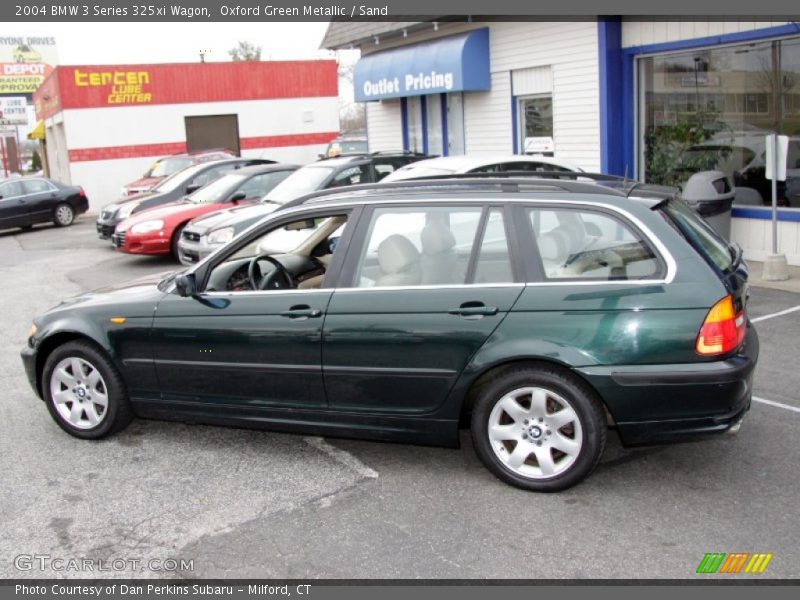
<box><xmin>4</xmin><ymin>22</ymin><xmax>336</xmax><ymax>64</ymax></box>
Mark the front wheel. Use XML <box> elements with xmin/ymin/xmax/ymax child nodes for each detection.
<box><xmin>53</xmin><ymin>203</ymin><xmax>75</xmax><ymax>227</ymax></box>
<box><xmin>42</xmin><ymin>341</ymin><xmax>134</xmax><ymax>439</ymax></box>
<box><xmin>471</xmin><ymin>366</ymin><xmax>606</xmax><ymax>492</ymax></box>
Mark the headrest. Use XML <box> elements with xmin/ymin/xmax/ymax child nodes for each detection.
<box><xmin>538</xmin><ymin>227</ymin><xmax>571</xmax><ymax>262</ymax></box>
<box><xmin>378</xmin><ymin>234</ymin><xmax>420</xmax><ymax>274</ymax></box>
<box><xmin>421</xmin><ymin>221</ymin><xmax>456</xmax><ymax>255</ymax></box>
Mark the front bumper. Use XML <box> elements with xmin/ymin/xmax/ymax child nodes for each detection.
<box><xmin>20</xmin><ymin>344</ymin><xmax>40</xmax><ymax>398</ymax></box>
<box><xmin>177</xmin><ymin>229</ymin><xmax>218</xmax><ymax>265</ymax></box>
<box><xmin>112</xmin><ymin>230</ymin><xmax>171</xmax><ymax>255</ymax></box>
<box><xmin>578</xmin><ymin>323</ymin><xmax>759</xmax><ymax>446</ymax></box>
<box><xmin>96</xmin><ymin>219</ymin><xmax>118</xmax><ymax>240</ymax></box>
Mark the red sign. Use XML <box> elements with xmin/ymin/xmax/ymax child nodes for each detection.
<box><xmin>34</xmin><ymin>60</ymin><xmax>337</xmax><ymax>119</ymax></box>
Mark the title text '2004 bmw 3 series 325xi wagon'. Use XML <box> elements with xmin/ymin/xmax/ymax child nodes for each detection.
<box><xmin>22</xmin><ymin>176</ymin><xmax>758</xmax><ymax>491</ymax></box>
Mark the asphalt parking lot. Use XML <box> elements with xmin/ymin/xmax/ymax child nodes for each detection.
<box><xmin>1</xmin><ymin>218</ymin><xmax>798</xmax><ymax>579</ymax></box>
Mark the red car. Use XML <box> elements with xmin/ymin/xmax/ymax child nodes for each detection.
<box><xmin>121</xmin><ymin>149</ymin><xmax>235</xmax><ymax>197</ymax></box>
<box><xmin>113</xmin><ymin>164</ymin><xmax>297</xmax><ymax>259</ymax></box>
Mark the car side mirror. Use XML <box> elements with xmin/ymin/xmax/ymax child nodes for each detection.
<box><xmin>174</xmin><ymin>273</ymin><xmax>197</xmax><ymax>297</ymax></box>
<box><xmin>185</xmin><ymin>183</ymin><xmax>201</xmax><ymax>194</ymax></box>
<box><xmin>229</xmin><ymin>191</ymin><xmax>247</xmax><ymax>203</ymax></box>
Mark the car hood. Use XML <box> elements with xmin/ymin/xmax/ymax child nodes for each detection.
<box><xmin>117</xmin><ymin>201</ymin><xmax>223</xmax><ymax>229</ymax></box>
<box><xmin>124</xmin><ymin>176</ymin><xmax>163</xmax><ymax>191</ymax></box>
<box><xmin>105</xmin><ymin>189</ymin><xmax>169</xmax><ymax>213</ymax></box>
<box><xmin>40</xmin><ymin>270</ymin><xmax>175</xmax><ymax>321</ymax></box>
<box><xmin>186</xmin><ymin>202</ymin><xmax>278</xmax><ymax>234</ymax></box>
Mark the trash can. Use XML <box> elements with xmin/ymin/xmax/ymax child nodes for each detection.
<box><xmin>682</xmin><ymin>170</ymin><xmax>735</xmax><ymax>240</ymax></box>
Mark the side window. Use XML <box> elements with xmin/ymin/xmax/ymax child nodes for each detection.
<box><xmin>205</xmin><ymin>214</ymin><xmax>349</xmax><ymax>292</ymax></box>
<box><xmin>502</xmin><ymin>161</ymin><xmax>572</xmax><ymax>173</ymax></box>
<box><xmin>529</xmin><ymin>208</ymin><xmax>660</xmax><ymax>280</ymax></box>
<box><xmin>473</xmin><ymin>209</ymin><xmax>514</xmax><ymax>284</ymax></box>
<box><xmin>468</xmin><ymin>164</ymin><xmax>502</xmax><ymax>174</ymax></box>
<box><xmin>327</xmin><ymin>165</ymin><xmax>370</xmax><ymax>188</ymax></box>
<box><xmin>353</xmin><ymin>206</ymin><xmax>483</xmax><ymax>287</ymax></box>
<box><xmin>191</xmin><ymin>166</ymin><xmax>227</xmax><ymax>188</ymax></box>
<box><xmin>22</xmin><ymin>179</ymin><xmax>54</xmax><ymax>194</ymax></box>
<box><xmin>0</xmin><ymin>180</ymin><xmax>24</xmax><ymax>198</ymax></box>
<box><xmin>237</xmin><ymin>172</ymin><xmax>288</xmax><ymax>198</ymax></box>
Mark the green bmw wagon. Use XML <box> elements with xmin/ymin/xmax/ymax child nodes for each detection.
<box><xmin>21</xmin><ymin>177</ymin><xmax>758</xmax><ymax>491</ymax></box>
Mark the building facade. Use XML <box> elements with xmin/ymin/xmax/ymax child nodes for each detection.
<box><xmin>324</xmin><ymin>19</ymin><xmax>800</xmax><ymax>265</ymax></box>
<box><xmin>33</xmin><ymin>60</ymin><xmax>339</xmax><ymax>211</ymax></box>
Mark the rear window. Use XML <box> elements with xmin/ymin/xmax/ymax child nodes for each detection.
<box><xmin>660</xmin><ymin>199</ymin><xmax>733</xmax><ymax>272</ymax></box>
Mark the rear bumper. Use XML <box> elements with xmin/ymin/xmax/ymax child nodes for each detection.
<box><xmin>577</xmin><ymin>323</ymin><xmax>759</xmax><ymax>446</ymax></box>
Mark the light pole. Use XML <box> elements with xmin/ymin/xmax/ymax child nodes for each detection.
<box><xmin>693</xmin><ymin>57</ymin><xmax>702</xmax><ymax>114</ymax></box>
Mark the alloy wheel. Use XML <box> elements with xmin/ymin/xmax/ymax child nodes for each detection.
<box><xmin>49</xmin><ymin>357</ymin><xmax>109</xmax><ymax>430</ymax></box>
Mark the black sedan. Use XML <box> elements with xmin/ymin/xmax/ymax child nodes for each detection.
<box><xmin>95</xmin><ymin>158</ymin><xmax>275</xmax><ymax>239</ymax></box>
<box><xmin>0</xmin><ymin>176</ymin><xmax>89</xmax><ymax>231</ymax></box>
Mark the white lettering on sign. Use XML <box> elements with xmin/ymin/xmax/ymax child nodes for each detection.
<box><xmin>361</xmin><ymin>71</ymin><xmax>455</xmax><ymax>98</ymax></box>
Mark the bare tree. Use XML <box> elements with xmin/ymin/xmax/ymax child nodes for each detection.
<box><xmin>228</xmin><ymin>41</ymin><xmax>262</xmax><ymax>62</ymax></box>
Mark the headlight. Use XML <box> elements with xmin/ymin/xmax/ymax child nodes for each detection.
<box><xmin>207</xmin><ymin>226</ymin><xmax>235</xmax><ymax>245</ymax></box>
<box><xmin>131</xmin><ymin>219</ymin><xmax>164</xmax><ymax>234</ymax></box>
<box><xmin>117</xmin><ymin>201</ymin><xmax>140</xmax><ymax>219</ymax></box>
<box><xmin>28</xmin><ymin>323</ymin><xmax>37</xmax><ymax>339</ymax></box>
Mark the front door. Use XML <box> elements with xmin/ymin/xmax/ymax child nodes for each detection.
<box><xmin>151</xmin><ymin>210</ymin><xmax>354</xmax><ymax>411</ymax></box>
<box><xmin>323</xmin><ymin>204</ymin><xmax>524</xmax><ymax>415</ymax></box>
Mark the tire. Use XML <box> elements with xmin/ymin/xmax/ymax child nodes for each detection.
<box><xmin>470</xmin><ymin>365</ymin><xmax>606</xmax><ymax>492</ymax></box>
<box><xmin>53</xmin><ymin>203</ymin><xmax>75</xmax><ymax>227</ymax></box>
<box><xmin>42</xmin><ymin>340</ymin><xmax>134</xmax><ymax>439</ymax></box>
<box><xmin>171</xmin><ymin>223</ymin><xmax>187</xmax><ymax>260</ymax></box>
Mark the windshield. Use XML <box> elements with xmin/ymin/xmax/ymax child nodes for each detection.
<box><xmin>188</xmin><ymin>173</ymin><xmax>243</xmax><ymax>204</ymax></box>
<box><xmin>154</xmin><ymin>162</ymin><xmax>213</xmax><ymax>193</ymax></box>
<box><xmin>383</xmin><ymin>166</ymin><xmax>454</xmax><ymax>182</ymax></box>
<box><xmin>147</xmin><ymin>157</ymin><xmax>192</xmax><ymax>178</ymax></box>
<box><xmin>263</xmin><ymin>166</ymin><xmax>335</xmax><ymax>203</ymax></box>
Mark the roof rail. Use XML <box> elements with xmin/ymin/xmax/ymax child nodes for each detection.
<box><xmin>275</xmin><ymin>174</ymin><xmax>630</xmax><ymax>212</ymax></box>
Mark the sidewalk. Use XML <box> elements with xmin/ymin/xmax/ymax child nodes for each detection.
<box><xmin>746</xmin><ymin>260</ymin><xmax>800</xmax><ymax>294</ymax></box>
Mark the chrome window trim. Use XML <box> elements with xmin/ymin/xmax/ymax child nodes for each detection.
<box><xmin>193</xmin><ymin>195</ymin><xmax>678</xmax><ymax>288</ymax></box>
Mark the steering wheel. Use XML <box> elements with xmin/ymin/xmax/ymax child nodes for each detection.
<box><xmin>247</xmin><ymin>254</ymin><xmax>296</xmax><ymax>290</ymax></box>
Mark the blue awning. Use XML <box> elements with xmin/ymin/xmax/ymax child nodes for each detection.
<box><xmin>354</xmin><ymin>28</ymin><xmax>490</xmax><ymax>102</ymax></box>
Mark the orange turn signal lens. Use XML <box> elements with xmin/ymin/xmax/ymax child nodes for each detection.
<box><xmin>696</xmin><ymin>295</ymin><xmax>745</xmax><ymax>356</ymax></box>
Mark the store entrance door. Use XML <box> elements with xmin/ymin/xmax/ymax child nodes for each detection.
<box><xmin>185</xmin><ymin>114</ymin><xmax>241</xmax><ymax>156</ymax></box>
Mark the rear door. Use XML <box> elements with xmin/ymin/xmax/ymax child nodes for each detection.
<box><xmin>322</xmin><ymin>203</ymin><xmax>524</xmax><ymax>415</ymax></box>
<box><xmin>21</xmin><ymin>178</ymin><xmax>59</xmax><ymax>223</ymax></box>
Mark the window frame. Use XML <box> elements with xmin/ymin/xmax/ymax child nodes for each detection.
<box><xmin>518</xmin><ymin>202</ymin><xmax>668</xmax><ymax>283</ymax></box>
<box><xmin>22</xmin><ymin>179</ymin><xmax>57</xmax><ymax>194</ymax></box>
<box><xmin>195</xmin><ymin>205</ymin><xmax>363</xmax><ymax>294</ymax></box>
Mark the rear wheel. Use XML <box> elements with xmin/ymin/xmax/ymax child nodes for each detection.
<box><xmin>53</xmin><ymin>203</ymin><xmax>75</xmax><ymax>227</ymax></box>
<box><xmin>471</xmin><ymin>366</ymin><xmax>606</xmax><ymax>492</ymax></box>
<box><xmin>42</xmin><ymin>341</ymin><xmax>133</xmax><ymax>439</ymax></box>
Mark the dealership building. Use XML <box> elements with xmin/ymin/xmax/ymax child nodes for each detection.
<box><xmin>32</xmin><ymin>60</ymin><xmax>339</xmax><ymax>211</ymax></box>
<box><xmin>324</xmin><ymin>19</ymin><xmax>800</xmax><ymax>265</ymax></box>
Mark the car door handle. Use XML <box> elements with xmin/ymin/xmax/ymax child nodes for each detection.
<box><xmin>448</xmin><ymin>302</ymin><xmax>499</xmax><ymax>318</ymax></box>
<box><xmin>280</xmin><ymin>305</ymin><xmax>322</xmax><ymax>319</ymax></box>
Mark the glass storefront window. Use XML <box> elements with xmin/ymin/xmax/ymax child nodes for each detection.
<box><xmin>447</xmin><ymin>93</ymin><xmax>465</xmax><ymax>155</ymax></box>
<box><xmin>639</xmin><ymin>37</ymin><xmax>800</xmax><ymax>209</ymax></box>
<box><xmin>426</xmin><ymin>96</ymin><xmax>444</xmax><ymax>156</ymax></box>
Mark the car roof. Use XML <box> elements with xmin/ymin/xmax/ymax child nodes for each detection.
<box><xmin>277</xmin><ymin>174</ymin><xmax>678</xmax><ymax>212</ymax></box>
<box><xmin>392</xmin><ymin>154</ymin><xmax>584</xmax><ymax>172</ymax></box>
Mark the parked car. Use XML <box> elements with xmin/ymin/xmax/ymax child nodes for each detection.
<box><xmin>0</xmin><ymin>177</ymin><xmax>88</xmax><ymax>231</ymax></box>
<box><xmin>122</xmin><ymin>149</ymin><xmax>235</xmax><ymax>197</ymax></box>
<box><xmin>96</xmin><ymin>158</ymin><xmax>275</xmax><ymax>240</ymax></box>
<box><xmin>177</xmin><ymin>151</ymin><xmax>430</xmax><ymax>265</ymax></box>
<box><xmin>381</xmin><ymin>154</ymin><xmax>584</xmax><ymax>182</ymax></box>
<box><xmin>323</xmin><ymin>136</ymin><xmax>368</xmax><ymax>158</ymax></box>
<box><xmin>22</xmin><ymin>175</ymin><xmax>757</xmax><ymax>492</ymax></box>
<box><xmin>112</xmin><ymin>164</ymin><xmax>297</xmax><ymax>259</ymax></box>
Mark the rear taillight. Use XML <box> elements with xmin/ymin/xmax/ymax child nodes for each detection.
<box><xmin>79</xmin><ymin>187</ymin><xmax>86</xmax><ymax>197</ymax></box>
<box><xmin>696</xmin><ymin>295</ymin><xmax>746</xmax><ymax>356</ymax></box>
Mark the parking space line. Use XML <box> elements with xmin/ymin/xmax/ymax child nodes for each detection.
<box><xmin>753</xmin><ymin>396</ymin><xmax>800</xmax><ymax>414</ymax></box>
<box><xmin>751</xmin><ymin>305</ymin><xmax>800</xmax><ymax>323</ymax></box>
